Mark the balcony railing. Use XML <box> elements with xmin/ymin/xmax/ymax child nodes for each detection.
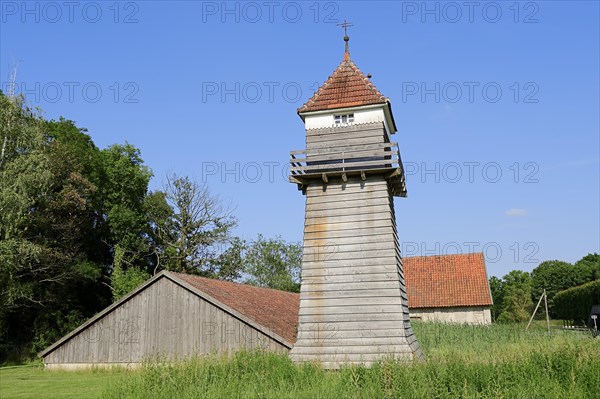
<box><xmin>290</xmin><ymin>142</ymin><xmax>403</xmax><ymax>176</ymax></box>
<box><xmin>289</xmin><ymin>142</ymin><xmax>407</xmax><ymax>196</ymax></box>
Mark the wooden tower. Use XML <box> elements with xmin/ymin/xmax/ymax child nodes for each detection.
<box><xmin>288</xmin><ymin>34</ymin><xmax>423</xmax><ymax>368</ymax></box>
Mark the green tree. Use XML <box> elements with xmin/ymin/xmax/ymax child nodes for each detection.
<box><xmin>244</xmin><ymin>235</ymin><xmax>302</xmax><ymax>292</ymax></box>
<box><xmin>0</xmin><ymin>92</ymin><xmax>156</xmax><ymax>361</ymax></box>
<box><xmin>489</xmin><ymin>276</ymin><xmax>504</xmax><ymax>321</ymax></box>
<box><xmin>203</xmin><ymin>236</ymin><xmax>247</xmax><ymax>281</ymax></box>
<box><xmin>0</xmin><ymin>93</ymin><xmax>45</xmax><ymax>169</ymax></box>
<box><xmin>531</xmin><ymin>260</ymin><xmax>591</xmax><ymax>316</ymax></box>
<box><xmin>44</xmin><ymin>118</ymin><xmax>103</xmax><ymax>188</ymax></box>
<box><xmin>100</xmin><ymin>143</ymin><xmax>153</xmax><ymax>266</ymax></box>
<box><xmin>574</xmin><ymin>253</ymin><xmax>600</xmax><ymax>281</ymax></box>
<box><xmin>497</xmin><ymin>270</ymin><xmax>533</xmax><ymax>323</ymax></box>
<box><xmin>43</xmin><ymin>120</ymin><xmax>154</xmax><ymax>304</ymax></box>
<box><xmin>0</xmin><ymin>112</ymin><xmax>105</xmax><ymax>357</ymax></box>
<box><xmin>144</xmin><ymin>190</ymin><xmax>177</xmax><ymax>274</ymax></box>
<box><xmin>110</xmin><ymin>245</ymin><xmax>150</xmax><ymax>301</ymax></box>
<box><xmin>151</xmin><ymin>174</ymin><xmax>238</xmax><ymax>276</ymax></box>
<box><xmin>498</xmin><ymin>284</ymin><xmax>534</xmax><ymax>323</ymax></box>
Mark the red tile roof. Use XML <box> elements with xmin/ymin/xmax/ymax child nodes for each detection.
<box><xmin>404</xmin><ymin>253</ymin><xmax>493</xmax><ymax>308</ymax></box>
<box><xmin>298</xmin><ymin>56</ymin><xmax>389</xmax><ymax>113</ymax></box>
<box><xmin>173</xmin><ymin>273</ymin><xmax>299</xmax><ymax>344</ymax></box>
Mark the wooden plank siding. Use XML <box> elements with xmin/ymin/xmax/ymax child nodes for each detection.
<box><xmin>290</xmin><ymin>168</ymin><xmax>423</xmax><ymax>367</ymax></box>
<box><xmin>42</xmin><ymin>276</ymin><xmax>289</xmax><ymax>367</ymax></box>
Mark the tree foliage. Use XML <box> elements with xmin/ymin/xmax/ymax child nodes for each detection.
<box><xmin>0</xmin><ymin>94</ymin><xmax>45</xmax><ymax>169</ymax></box>
<box><xmin>150</xmin><ymin>174</ymin><xmax>238</xmax><ymax>277</ymax></box>
<box><xmin>0</xmin><ymin>92</ymin><xmax>302</xmax><ymax>362</ymax></box>
<box><xmin>0</xmin><ymin>92</ymin><xmax>152</xmax><ymax>361</ymax></box>
<box><xmin>531</xmin><ymin>258</ymin><xmax>597</xmax><ymax>317</ymax></box>
<box><xmin>490</xmin><ymin>254</ymin><xmax>600</xmax><ymax>324</ymax></box>
<box><xmin>574</xmin><ymin>253</ymin><xmax>600</xmax><ymax>281</ymax></box>
<box><xmin>488</xmin><ymin>276</ymin><xmax>504</xmax><ymax>321</ymax></box>
<box><xmin>110</xmin><ymin>245</ymin><xmax>150</xmax><ymax>301</ymax></box>
<box><xmin>243</xmin><ymin>235</ymin><xmax>302</xmax><ymax>293</ymax></box>
<box><xmin>496</xmin><ymin>270</ymin><xmax>533</xmax><ymax>323</ymax></box>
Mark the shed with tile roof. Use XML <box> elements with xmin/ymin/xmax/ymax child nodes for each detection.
<box><xmin>38</xmin><ymin>271</ymin><xmax>298</xmax><ymax>369</ymax></box>
<box><xmin>404</xmin><ymin>253</ymin><xmax>493</xmax><ymax>324</ymax></box>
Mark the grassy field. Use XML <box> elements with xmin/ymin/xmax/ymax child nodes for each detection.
<box><xmin>1</xmin><ymin>322</ymin><xmax>598</xmax><ymax>399</ymax></box>
<box><xmin>0</xmin><ymin>364</ymin><xmax>119</xmax><ymax>399</ymax></box>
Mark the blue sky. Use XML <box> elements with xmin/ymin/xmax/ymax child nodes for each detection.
<box><xmin>1</xmin><ymin>1</ymin><xmax>598</xmax><ymax>277</ymax></box>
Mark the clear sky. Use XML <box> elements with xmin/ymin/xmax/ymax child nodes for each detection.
<box><xmin>1</xmin><ymin>1</ymin><xmax>598</xmax><ymax>277</ymax></box>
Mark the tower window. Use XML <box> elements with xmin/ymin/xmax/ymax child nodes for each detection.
<box><xmin>334</xmin><ymin>113</ymin><xmax>354</xmax><ymax>126</ymax></box>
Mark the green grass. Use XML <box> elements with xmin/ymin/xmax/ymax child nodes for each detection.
<box><xmin>0</xmin><ymin>363</ymin><xmax>121</xmax><ymax>399</ymax></box>
<box><xmin>2</xmin><ymin>322</ymin><xmax>598</xmax><ymax>399</ymax></box>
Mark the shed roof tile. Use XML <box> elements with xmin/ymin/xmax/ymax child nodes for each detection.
<box><xmin>174</xmin><ymin>273</ymin><xmax>299</xmax><ymax>344</ymax></box>
<box><xmin>404</xmin><ymin>253</ymin><xmax>493</xmax><ymax>308</ymax></box>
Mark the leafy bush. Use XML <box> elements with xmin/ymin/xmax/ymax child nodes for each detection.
<box><xmin>553</xmin><ymin>279</ymin><xmax>600</xmax><ymax>322</ymax></box>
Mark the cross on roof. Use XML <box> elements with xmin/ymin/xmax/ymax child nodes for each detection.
<box><xmin>337</xmin><ymin>19</ymin><xmax>353</xmax><ymax>37</ymax></box>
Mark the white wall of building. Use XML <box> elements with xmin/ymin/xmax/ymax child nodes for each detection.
<box><xmin>410</xmin><ymin>307</ymin><xmax>492</xmax><ymax>325</ymax></box>
<box><xmin>304</xmin><ymin>108</ymin><xmax>388</xmax><ymax>130</ymax></box>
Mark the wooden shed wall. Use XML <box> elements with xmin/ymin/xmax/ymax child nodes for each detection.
<box><xmin>43</xmin><ymin>277</ymin><xmax>289</xmax><ymax>366</ymax></box>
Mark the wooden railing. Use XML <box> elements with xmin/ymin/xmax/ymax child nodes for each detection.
<box><xmin>290</xmin><ymin>142</ymin><xmax>403</xmax><ymax>177</ymax></box>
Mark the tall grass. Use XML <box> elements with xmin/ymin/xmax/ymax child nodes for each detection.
<box><xmin>103</xmin><ymin>322</ymin><xmax>600</xmax><ymax>399</ymax></box>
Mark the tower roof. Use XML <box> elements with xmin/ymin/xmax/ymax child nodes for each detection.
<box><xmin>297</xmin><ymin>52</ymin><xmax>390</xmax><ymax>114</ymax></box>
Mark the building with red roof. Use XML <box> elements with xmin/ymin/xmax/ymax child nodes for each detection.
<box><xmin>39</xmin><ymin>253</ymin><xmax>492</xmax><ymax>368</ymax></box>
<box><xmin>404</xmin><ymin>253</ymin><xmax>493</xmax><ymax>324</ymax></box>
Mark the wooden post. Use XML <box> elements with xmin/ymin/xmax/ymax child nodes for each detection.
<box><xmin>526</xmin><ymin>289</ymin><xmax>546</xmax><ymax>331</ymax></box>
<box><xmin>543</xmin><ymin>289</ymin><xmax>550</xmax><ymax>332</ymax></box>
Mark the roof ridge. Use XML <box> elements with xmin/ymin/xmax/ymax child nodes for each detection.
<box><xmin>404</xmin><ymin>252</ymin><xmax>484</xmax><ymax>259</ymax></box>
<box><xmin>171</xmin><ymin>272</ymin><xmax>299</xmax><ymax>297</ymax></box>
<box><xmin>345</xmin><ymin>59</ymin><xmax>388</xmax><ymax>101</ymax></box>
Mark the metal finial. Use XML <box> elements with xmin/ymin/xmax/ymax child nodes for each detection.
<box><xmin>337</xmin><ymin>19</ymin><xmax>353</xmax><ymax>60</ymax></box>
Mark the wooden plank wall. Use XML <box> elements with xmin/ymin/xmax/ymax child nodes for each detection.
<box><xmin>44</xmin><ymin>278</ymin><xmax>289</xmax><ymax>365</ymax></box>
<box><xmin>305</xmin><ymin>122</ymin><xmax>389</xmax><ymax>151</ymax></box>
<box><xmin>290</xmin><ymin>122</ymin><xmax>422</xmax><ymax>368</ymax></box>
